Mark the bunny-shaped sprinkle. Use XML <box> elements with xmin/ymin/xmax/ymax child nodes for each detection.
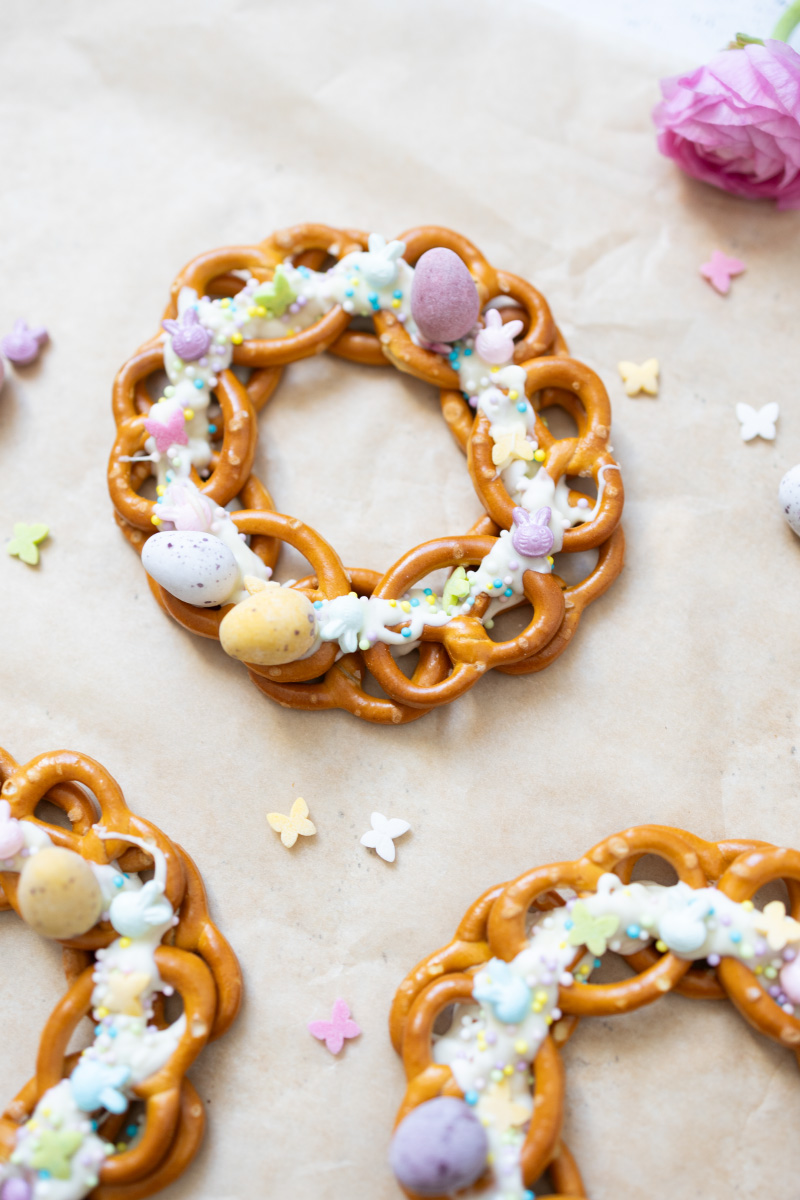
<box><xmin>1</xmin><ymin>319</ymin><xmax>48</xmax><ymax>366</ymax></box>
<box><xmin>510</xmin><ymin>507</ymin><xmax>554</xmax><ymax>558</ymax></box>
<box><xmin>109</xmin><ymin>879</ymin><xmax>174</xmax><ymax>939</ymax></box>
<box><xmin>474</xmin><ymin>308</ymin><xmax>523</xmax><ymax>365</ymax></box>
<box><xmin>473</xmin><ymin>958</ymin><xmax>532</xmax><ymax>1024</ymax></box>
<box><xmin>70</xmin><ymin>1059</ymin><xmax>131</xmax><ymax>1115</ymax></box>
<box><xmin>161</xmin><ymin>307</ymin><xmax>212</xmax><ymax>362</ymax></box>
<box><xmin>0</xmin><ymin>799</ymin><xmax>24</xmax><ymax>860</ymax></box>
<box><xmin>319</xmin><ymin>593</ymin><xmax>364</xmax><ymax>654</ymax></box>
<box><xmin>359</xmin><ymin>233</ymin><xmax>406</xmax><ymax>290</ymax></box>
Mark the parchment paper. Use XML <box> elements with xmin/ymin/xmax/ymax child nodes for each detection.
<box><xmin>2</xmin><ymin>2</ymin><xmax>800</xmax><ymax>1197</ymax></box>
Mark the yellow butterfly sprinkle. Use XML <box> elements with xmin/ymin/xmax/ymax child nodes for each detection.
<box><xmin>267</xmin><ymin>796</ymin><xmax>317</xmax><ymax>848</ymax></box>
<box><xmin>617</xmin><ymin>358</ymin><xmax>659</xmax><ymax>397</ymax></box>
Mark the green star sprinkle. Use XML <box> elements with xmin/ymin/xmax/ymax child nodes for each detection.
<box><xmin>442</xmin><ymin>566</ymin><xmax>470</xmax><ymax>612</ymax></box>
<box><xmin>7</xmin><ymin>522</ymin><xmax>49</xmax><ymax>565</ymax></box>
<box><xmin>567</xmin><ymin>901</ymin><xmax>619</xmax><ymax>957</ymax></box>
<box><xmin>31</xmin><ymin>1128</ymin><xmax>83</xmax><ymax>1179</ymax></box>
<box><xmin>253</xmin><ymin>265</ymin><xmax>296</xmax><ymax>319</ymax></box>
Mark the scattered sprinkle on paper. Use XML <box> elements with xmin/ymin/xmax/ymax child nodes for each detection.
<box><xmin>0</xmin><ymin>318</ymin><xmax>48</xmax><ymax>365</ymax></box>
<box><xmin>267</xmin><ymin>796</ymin><xmax>316</xmax><ymax>848</ymax></box>
<box><xmin>360</xmin><ymin>812</ymin><xmax>410</xmax><ymax>863</ymax></box>
<box><xmin>7</xmin><ymin>522</ymin><xmax>49</xmax><ymax>565</ymax></box>
<box><xmin>736</xmin><ymin>401</ymin><xmax>778</xmax><ymax>442</ymax></box>
<box><xmin>617</xmin><ymin>359</ymin><xmax>659</xmax><ymax>397</ymax></box>
<box><xmin>308</xmin><ymin>999</ymin><xmax>361</xmax><ymax>1054</ymax></box>
<box><xmin>700</xmin><ymin>251</ymin><xmax>746</xmax><ymax>296</ymax></box>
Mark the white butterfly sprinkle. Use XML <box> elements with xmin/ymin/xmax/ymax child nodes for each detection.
<box><xmin>736</xmin><ymin>401</ymin><xmax>779</xmax><ymax>442</ymax></box>
<box><xmin>360</xmin><ymin>812</ymin><xmax>411</xmax><ymax>863</ymax></box>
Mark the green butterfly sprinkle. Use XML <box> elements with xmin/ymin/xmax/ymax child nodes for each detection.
<box><xmin>253</xmin><ymin>265</ymin><xmax>296</xmax><ymax>319</ymax></box>
<box><xmin>7</xmin><ymin>522</ymin><xmax>50</xmax><ymax>565</ymax></box>
<box><xmin>442</xmin><ymin>566</ymin><xmax>470</xmax><ymax>612</ymax></box>
<box><xmin>567</xmin><ymin>901</ymin><xmax>619</xmax><ymax>957</ymax></box>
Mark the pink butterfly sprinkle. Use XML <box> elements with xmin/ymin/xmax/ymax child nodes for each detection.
<box><xmin>144</xmin><ymin>407</ymin><xmax>189</xmax><ymax>454</ymax></box>
<box><xmin>308</xmin><ymin>999</ymin><xmax>361</xmax><ymax>1055</ymax></box>
<box><xmin>699</xmin><ymin>251</ymin><xmax>746</xmax><ymax>296</ymax></box>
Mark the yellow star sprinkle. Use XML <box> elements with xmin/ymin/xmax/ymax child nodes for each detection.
<box><xmin>267</xmin><ymin>797</ymin><xmax>317</xmax><ymax>849</ymax></box>
<box><xmin>617</xmin><ymin>358</ymin><xmax>659</xmax><ymax>397</ymax></box>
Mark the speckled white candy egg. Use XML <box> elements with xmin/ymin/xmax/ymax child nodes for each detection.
<box><xmin>779</xmin><ymin>465</ymin><xmax>800</xmax><ymax>537</ymax></box>
<box><xmin>142</xmin><ymin>530</ymin><xmax>239</xmax><ymax>606</ymax></box>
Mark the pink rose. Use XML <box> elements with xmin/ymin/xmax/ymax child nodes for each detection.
<box><xmin>653</xmin><ymin>39</ymin><xmax>800</xmax><ymax>210</ymax></box>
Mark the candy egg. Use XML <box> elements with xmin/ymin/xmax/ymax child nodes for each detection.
<box><xmin>779</xmin><ymin>954</ymin><xmax>800</xmax><ymax>1004</ymax></box>
<box><xmin>17</xmin><ymin>846</ymin><xmax>103</xmax><ymax>939</ymax></box>
<box><xmin>1</xmin><ymin>1179</ymin><xmax>33</xmax><ymax>1200</ymax></box>
<box><xmin>219</xmin><ymin>577</ymin><xmax>318</xmax><ymax>666</ymax></box>
<box><xmin>142</xmin><ymin>530</ymin><xmax>239</xmax><ymax>607</ymax></box>
<box><xmin>410</xmin><ymin>248</ymin><xmax>480</xmax><ymax>344</ymax></box>
<box><xmin>779</xmin><ymin>465</ymin><xmax>800</xmax><ymax>538</ymax></box>
<box><xmin>390</xmin><ymin>1097</ymin><xmax>489</xmax><ymax>1197</ymax></box>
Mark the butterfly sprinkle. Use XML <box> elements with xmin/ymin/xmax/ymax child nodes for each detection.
<box><xmin>700</xmin><ymin>250</ymin><xmax>746</xmax><ymax>296</ymax></box>
<box><xmin>6</xmin><ymin>522</ymin><xmax>50</xmax><ymax>566</ymax></box>
<box><xmin>736</xmin><ymin>401</ymin><xmax>779</xmax><ymax>442</ymax></box>
<box><xmin>360</xmin><ymin>812</ymin><xmax>411</xmax><ymax>863</ymax></box>
<box><xmin>617</xmin><ymin>359</ymin><xmax>659</xmax><ymax>397</ymax></box>
<box><xmin>308</xmin><ymin>998</ymin><xmax>361</xmax><ymax>1055</ymax></box>
<box><xmin>266</xmin><ymin>796</ymin><xmax>317</xmax><ymax>848</ymax></box>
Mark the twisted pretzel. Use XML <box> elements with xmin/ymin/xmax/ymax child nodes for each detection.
<box><xmin>389</xmin><ymin>825</ymin><xmax>800</xmax><ymax>1198</ymax></box>
<box><xmin>108</xmin><ymin>225</ymin><xmax>624</xmax><ymax>723</ymax></box>
<box><xmin>0</xmin><ymin>748</ymin><xmax>242</xmax><ymax>1200</ymax></box>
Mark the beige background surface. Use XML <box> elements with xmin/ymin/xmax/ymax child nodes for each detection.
<box><xmin>2</xmin><ymin>2</ymin><xmax>800</xmax><ymax>1197</ymax></box>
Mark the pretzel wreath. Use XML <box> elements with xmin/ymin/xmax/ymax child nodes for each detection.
<box><xmin>107</xmin><ymin>225</ymin><xmax>624</xmax><ymax>724</ymax></box>
<box><xmin>0</xmin><ymin>747</ymin><xmax>242</xmax><ymax>1200</ymax></box>
<box><xmin>388</xmin><ymin>825</ymin><xmax>800</xmax><ymax>1199</ymax></box>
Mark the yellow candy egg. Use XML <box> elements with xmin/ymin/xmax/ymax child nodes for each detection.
<box><xmin>219</xmin><ymin>578</ymin><xmax>318</xmax><ymax>666</ymax></box>
<box><xmin>17</xmin><ymin>846</ymin><xmax>103</xmax><ymax>939</ymax></box>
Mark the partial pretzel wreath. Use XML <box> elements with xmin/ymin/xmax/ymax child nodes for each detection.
<box><xmin>0</xmin><ymin>748</ymin><xmax>242</xmax><ymax>1200</ymax></box>
<box><xmin>389</xmin><ymin>824</ymin><xmax>800</xmax><ymax>1198</ymax></box>
<box><xmin>108</xmin><ymin>225</ymin><xmax>625</xmax><ymax>724</ymax></box>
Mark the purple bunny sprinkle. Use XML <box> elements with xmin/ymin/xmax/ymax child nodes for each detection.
<box><xmin>1</xmin><ymin>318</ymin><xmax>48</xmax><ymax>365</ymax></box>
<box><xmin>161</xmin><ymin>307</ymin><xmax>212</xmax><ymax>362</ymax></box>
<box><xmin>510</xmin><ymin>506</ymin><xmax>554</xmax><ymax>558</ymax></box>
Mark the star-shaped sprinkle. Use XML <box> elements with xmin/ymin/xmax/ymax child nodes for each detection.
<box><xmin>492</xmin><ymin>432</ymin><xmax>535</xmax><ymax>467</ymax></box>
<box><xmin>360</xmin><ymin>812</ymin><xmax>410</xmax><ymax>863</ymax></box>
<box><xmin>736</xmin><ymin>401</ymin><xmax>778</xmax><ymax>442</ymax></box>
<box><xmin>102</xmin><ymin>969</ymin><xmax>152</xmax><ymax>1016</ymax></box>
<box><xmin>566</xmin><ymin>901</ymin><xmax>619</xmax><ymax>957</ymax></box>
<box><xmin>479</xmin><ymin>1080</ymin><xmax>531</xmax><ymax>1132</ymax></box>
<box><xmin>6</xmin><ymin>522</ymin><xmax>49</xmax><ymax>565</ymax></box>
<box><xmin>617</xmin><ymin>359</ymin><xmax>659</xmax><ymax>397</ymax></box>
<box><xmin>30</xmin><ymin>1128</ymin><xmax>83</xmax><ymax>1179</ymax></box>
<box><xmin>700</xmin><ymin>251</ymin><xmax>746</xmax><ymax>295</ymax></box>
<box><xmin>143</xmin><ymin>406</ymin><xmax>188</xmax><ymax>454</ymax></box>
<box><xmin>753</xmin><ymin>900</ymin><xmax>800</xmax><ymax>951</ymax></box>
<box><xmin>267</xmin><ymin>797</ymin><xmax>317</xmax><ymax>848</ymax></box>
<box><xmin>308</xmin><ymin>998</ymin><xmax>361</xmax><ymax>1054</ymax></box>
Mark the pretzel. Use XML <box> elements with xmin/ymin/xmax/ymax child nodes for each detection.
<box><xmin>107</xmin><ymin>225</ymin><xmax>624</xmax><ymax>723</ymax></box>
<box><xmin>388</xmin><ymin>825</ymin><xmax>800</xmax><ymax>1198</ymax></box>
<box><xmin>0</xmin><ymin>747</ymin><xmax>242</xmax><ymax>1200</ymax></box>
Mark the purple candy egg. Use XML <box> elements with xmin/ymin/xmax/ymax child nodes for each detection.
<box><xmin>411</xmin><ymin>248</ymin><xmax>480</xmax><ymax>344</ymax></box>
<box><xmin>390</xmin><ymin>1096</ymin><xmax>489</xmax><ymax>1197</ymax></box>
<box><xmin>1</xmin><ymin>1179</ymin><xmax>33</xmax><ymax>1200</ymax></box>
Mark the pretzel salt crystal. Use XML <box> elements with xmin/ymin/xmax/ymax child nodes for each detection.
<box><xmin>389</xmin><ymin>825</ymin><xmax>800</xmax><ymax>1198</ymax></box>
<box><xmin>108</xmin><ymin>225</ymin><xmax>624</xmax><ymax>723</ymax></box>
<box><xmin>0</xmin><ymin>749</ymin><xmax>241</xmax><ymax>1200</ymax></box>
